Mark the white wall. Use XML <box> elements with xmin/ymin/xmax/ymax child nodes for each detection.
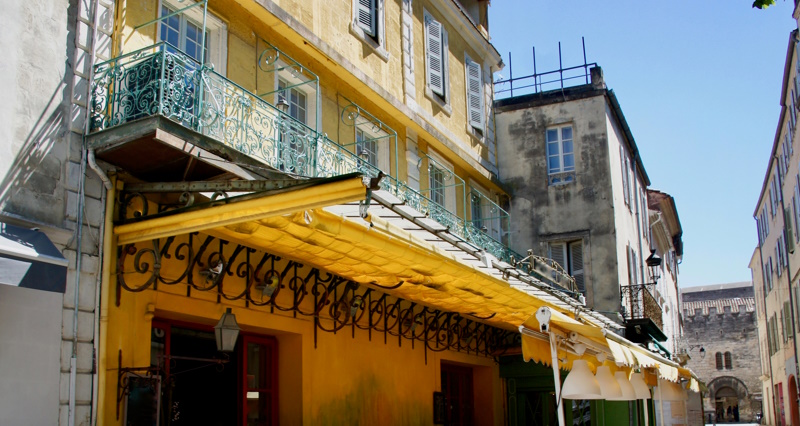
<box><xmin>0</xmin><ymin>285</ymin><xmax>63</xmax><ymax>425</ymax></box>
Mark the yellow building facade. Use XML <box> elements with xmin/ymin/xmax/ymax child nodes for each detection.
<box><xmin>85</xmin><ymin>0</ymin><xmax>702</xmax><ymax>424</ymax></box>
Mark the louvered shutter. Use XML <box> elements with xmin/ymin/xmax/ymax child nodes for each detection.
<box><xmin>549</xmin><ymin>242</ymin><xmax>566</xmax><ymax>271</ymax></box>
<box><xmin>569</xmin><ymin>241</ymin><xmax>585</xmax><ymax>293</ymax></box>
<box><xmin>620</xmin><ymin>146</ymin><xmax>629</xmax><ymax>205</ymax></box>
<box><xmin>425</xmin><ymin>16</ymin><xmax>444</xmax><ymax>97</ymax></box>
<box><xmin>466</xmin><ymin>59</ymin><xmax>483</xmax><ymax>130</ymax></box>
<box><xmin>356</xmin><ymin>0</ymin><xmax>376</xmax><ymax>37</ymax></box>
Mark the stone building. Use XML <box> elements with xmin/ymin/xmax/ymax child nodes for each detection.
<box><xmin>680</xmin><ymin>282</ymin><xmax>761</xmax><ymax>423</ymax></box>
<box><xmin>494</xmin><ymin>67</ymin><xmax>683</xmax><ymax>354</ymax></box>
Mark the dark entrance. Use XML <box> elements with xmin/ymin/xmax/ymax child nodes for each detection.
<box><xmin>147</xmin><ymin>321</ymin><xmax>279</xmax><ymax>425</ymax></box>
<box><xmin>441</xmin><ymin>363</ymin><xmax>475</xmax><ymax>426</ymax></box>
<box><xmin>151</xmin><ymin>322</ymin><xmax>238</xmax><ymax>425</ymax></box>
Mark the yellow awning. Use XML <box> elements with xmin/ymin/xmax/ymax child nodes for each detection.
<box><xmin>114</xmin><ymin>175</ymin><xmax>368</xmax><ymax>244</ymax></box>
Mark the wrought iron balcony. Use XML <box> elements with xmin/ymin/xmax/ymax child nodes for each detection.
<box><xmin>620</xmin><ymin>283</ymin><xmax>665</xmax><ymax>342</ymax></box>
<box><xmin>89</xmin><ymin>43</ymin><xmax>567</xmax><ymax>292</ymax></box>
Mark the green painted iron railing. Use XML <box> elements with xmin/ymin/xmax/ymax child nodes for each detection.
<box><xmin>90</xmin><ymin>43</ymin><xmax>570</xmax><ymax>290</ymax></box>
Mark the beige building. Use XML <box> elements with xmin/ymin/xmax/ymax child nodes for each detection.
<box><xmin>749</xmin><ymin>16</ymin><xmax>800</xmax><ymax>426</ymax></box>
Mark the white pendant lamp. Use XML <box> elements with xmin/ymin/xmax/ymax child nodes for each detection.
<box><xmin>654</xmin><ymin>379</ymin><xmax>682</xmax><ymax>401</ymax></box>
<box><xmin>629</xmin><ymin>372</ymin><xmax>651</xmax><ymax>400</ymax></box>
<box><xmin>595</xmin><ymin>364</ymin><xmax>622</xmax><ymax>399</ymax></box>
<box><xmin>561</xmin><ymin>359</ymin><xmax>603</xmax><ymax>400</ymax></box>
<box><xmin>610</xmin><ymin>371</ymin><xmax>637</xmax><ymax>401</ymax></box>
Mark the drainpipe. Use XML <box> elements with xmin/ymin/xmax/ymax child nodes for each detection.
<box><xmin>775</xmin><ymin>157</ymin><xmax>800</xmax><ymax>418</ymax></box>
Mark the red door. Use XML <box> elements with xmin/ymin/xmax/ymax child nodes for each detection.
<box><xmin>441</xmin><ymin>363</ymin><xmax>474</xmax><ymax>426</ymax></box>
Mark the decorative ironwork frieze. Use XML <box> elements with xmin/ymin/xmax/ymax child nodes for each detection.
<box><xmin>116</xmin><ymin>233</ymin><xmax>519</xmax><ymax>360</ymax></box>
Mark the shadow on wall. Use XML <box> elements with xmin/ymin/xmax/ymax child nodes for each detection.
<box><xmin>0</xmin><ymin>80</ymin><xmax>70</xmax><ymax>226</ymax></box>
<box><xmin>313</xmin><ymin>373</ymin><xmax>427</xmax><ymax>426</ymax></box>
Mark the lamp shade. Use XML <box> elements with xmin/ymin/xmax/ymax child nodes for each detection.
<box><xmin>653</xmin><ymin>379</ymin><xmax>683</xmax><ymax>401</ymax></box>
<box><xmin>214</xmin><ymin>308</ymin><xmax>241</xmax><ymax>352</ymax></box>
<box><xmin>561</xmin><ymin>360</ymin><xmax>603</xmax><ymax>400</ymax></box>
<box><xmin>610</xmin><ymin>371</ymin><xmax>637</xmax><ymax>401</ymax></box>
<box><xmin>595</xmin><ymin>365</ymin><xmax>622</xmax><ymax>400</ymax></box>
<box><xmin>629</xmin><ymin>373</ymin><xmax>651</xmax><ymax>400</ymax></box>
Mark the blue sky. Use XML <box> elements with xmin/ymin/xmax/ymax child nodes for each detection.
<box><xmin>489</xmin><ymin>0</ymin><xmax>798</xmax><ymax>287</ymax></box>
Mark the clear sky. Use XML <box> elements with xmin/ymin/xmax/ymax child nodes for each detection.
<box><xmin>488</xmin><ymin>0</ymin><xmax>798</xmax><ymax>287</ymax></box>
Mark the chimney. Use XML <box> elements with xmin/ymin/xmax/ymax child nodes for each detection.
<box><xmin>590</xmin><ymin>66</ymin><xmax>605</xmax><ymax>89</ymax></box>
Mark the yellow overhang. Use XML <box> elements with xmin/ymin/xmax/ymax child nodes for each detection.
<box><xmin>114</xmin><ymin>175</ymin><xmax>367</xmax><ymax>245</ymax></box>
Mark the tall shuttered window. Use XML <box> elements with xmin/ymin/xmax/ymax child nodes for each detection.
<box><xmin>548</xmin><ymin>240</ymin><xmax>585</xmax><ymax>293</ymax></box>
<box><xmin>424</xmin><ymin>11</ymin><xmax>448</xmax><ymax>102</ymax></box>
<box><xmin>465</xmin><ymin>57</ymin><xmax>484</xmax><ymax>132</ymax></box>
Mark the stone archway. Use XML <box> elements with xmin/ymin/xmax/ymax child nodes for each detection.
<box><xmin>707</xmin><ymin>376</ymin><xmax>749</xmax><ymax>423</ymax></box>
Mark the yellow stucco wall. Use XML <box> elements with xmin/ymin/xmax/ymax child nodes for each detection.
<box><xmin>100</xmin><ymin>230</ymin><xmax>503</xmax><ymax>425</ymax></box>
<box><xmin>114</xmin><ymin>0</ymin><xmax>504</xmax><ymax>195</ymax></box>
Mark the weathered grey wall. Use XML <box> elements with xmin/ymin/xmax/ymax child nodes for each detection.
<box><xmin>494</xmin><ymin>90</ymin><xmax>621</xmax><ymax>311</ymax></box>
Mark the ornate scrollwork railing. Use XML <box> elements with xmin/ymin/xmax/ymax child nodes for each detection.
<box><xmin>93</xmin><ymin>43</ymin><xmax>566</xmax><ymax>290</ymax></box>
<box><xmin>116</xmin><ymin>233</ymin><xmax>520</xmax><ymax>359</ymax></box>
<box><xmin>620</xmin><ymin>283</ymin><xmax>663</xmax><ymax>331</ymax></box>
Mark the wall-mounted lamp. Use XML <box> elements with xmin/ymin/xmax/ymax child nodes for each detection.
<box><xmin>646</xmin><ymin>249</ymin><xmax>662</xmax><ymax>283</ymax></box>
<box><xmin>214</xmin><ymin>308</ymin><xmax>240</xmax><ymax>353</ymax></box>
<box><xmin>256</xmin><ymin>272</ymin><xmax>280</xmax><ymax>299</ymax></box>
<box><xmin>560</xmin><ymin>343</ymin><xmax>602</xmax><ymax>400</ymax></box>
<box><xmin>276</xmin><ymin>97</ymin><xmax>290</xmax><ymax>114</ymax></box>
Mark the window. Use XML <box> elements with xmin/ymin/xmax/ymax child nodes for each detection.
<box><xmin>351</xmin><ymin>0</ymin><xmax>387</xmax><ymax>58</ymax></box>
<box><xmin>427</xmin><ymin>152</ymin><xmax>458</xmax><ymax>213</ymax></box>
<box><xmin>724</xmin><ymin>351</ymin><xmax>732</xmax><ymax>369</ymax></box>
<box><xmin>441</xmin><ymin>363</ymin><xmax>474</xmax><ymax>425</ymax></box>
<box><xmin>158</xmin><ymin>0</ymin><xmax>227</xmax><ymax>75</ymax></box>
<box><xmin>770</xmin><ymin>179</ymin><xmax>779</xmax><ymax>217</ymax></box>
<box><xmin>470</xmin><ymin>182</ymin><xmax>503</xmax><ymax>242</ymax></box>
<box><xmin>762</xmin><ymin>208</ymin><xmax>770</xmax><ymax>239</ymax></box>
<box><xmin>355</xmin><ymin>125</ymin><xmax>390</xmax><ymax>173</ymax></box>
<box><xmin>785</xmin><ymin>302</ymin><xmax>792</xmax><ymax>344</ymax></box>
<box><xmin>715</xmin><ymin>352</ymin><xmax>723</xmax><ymax>370</ymax></box>
<box><xmin>546</xmin><ymin>125</ymin><xmax>575</xmax><ymax>184</ymax></box>
<box><xmin>465</xmin><ymin>56</ymin><xmax>484</xmax><ymax>132</ymax></box>
<box><xmin>549</xmin><ymin>240</ymin><xmax>585</xmax><ymax>293</ymax></box>
<box><xmin>424</xmin><ymin>10</ymin><xmax>449</xmax><ymax>106</ymax></box>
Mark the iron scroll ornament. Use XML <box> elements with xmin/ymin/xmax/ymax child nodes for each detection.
<box><xmin>116</xmin><ymin>233</ymin><xmax>519</xmax><ymax>360</ymax></box>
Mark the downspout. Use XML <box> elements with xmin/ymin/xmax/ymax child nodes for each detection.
<box><xmin>756</xmin><ymin>215</ymin><xmax>776</xmax><ymax>424</ymax></box>
<box><xmin>775</xmin><ymin>158</ymin><xmax>800</xmax><ymax>417</ymax></box>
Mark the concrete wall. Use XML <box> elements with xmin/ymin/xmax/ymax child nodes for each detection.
<box><xmin>495</xmin><ymin>89</ymin><xmax>622</xmax><ymax>311</ymax></box>
<box><xmin>0</xmin><ymin>285</ymin><xmax>64</xmax><ymax>425</ymax></box>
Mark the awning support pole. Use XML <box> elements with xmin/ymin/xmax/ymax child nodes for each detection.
<box><xmin>549</xmin><ymin>332</ymin><xmax>566</xmax><ymax>426</ymax></box>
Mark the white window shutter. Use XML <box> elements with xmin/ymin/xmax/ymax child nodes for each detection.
<box><xmin>466</xmin><ymin>59</ymin><xmax>483</xmax><ymax>130</ymax></box>
<box><xmin>356</xmin><ymin>0</ymin><xmax>376</xmax><ymax>37</ymax></box>
<box><xmin>569</xmin><ymin>241</ymin><xmax>585</xmax><ymax>293</ymax></box>
<box><xmin>549</xmin><ymin>242</ymin><xmax>567</xmax><ymax>272</ymax></box>
<box><xmin>425</xmin><ymin>16</ymin><xmax>444</xmax><ymax>97</ymax></box>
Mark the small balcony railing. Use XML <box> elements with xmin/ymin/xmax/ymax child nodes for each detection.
<box><xmin>89</xmin><ymin>43</ymin><xmax>564</xmax><ymax>290</ymax></box>
<box><xmin>620</xmin><ymin>283</ymin><xmax>663</xmax><ymax>331</ymax></box>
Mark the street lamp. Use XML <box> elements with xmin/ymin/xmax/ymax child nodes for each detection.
<box><xmin>646</xmin><ymin>249</ymin><xmax>662</xmax><ymax>283</ymax></box>
<box><xmin>214</xmin><ymin>308</ymin><xmax>241</xmax><ymax>353</ymax></box>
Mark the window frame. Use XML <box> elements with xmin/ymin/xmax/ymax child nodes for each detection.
<box><xmin>548</xmin><ymin>239</ymin><xmax>586</xmax><ymax>293</ymax></box>
<box><xmin>350</xmin><ymin>0</ymin><xmax>388</xmax><ymax>60</ymax></box>
<box><xmin>546</xmin><ymin>124</ymin><xmax>575</xmax><ymax>185</ymax></box>
<box><xmin>157</xmin><ymin>0</ymin><xmax>228</xmax><ymax>76</ymax></box>
<box><xmin>241</xmin><ymin>334</ymin><xmax>279</xmax><ymax>426</ymax></box>
<box><xmin>427</xmin><ymin>150</ymin><xmax>458</xmax><ymax>214</ymax></box>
